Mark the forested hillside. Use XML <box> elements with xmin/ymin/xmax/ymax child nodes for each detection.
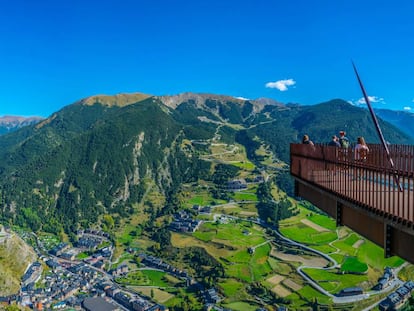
<box><xmin>375</xmin><ymin>108</ymin><xmax>414</xmax><ymax>138</ymax></box>
<box><xmin>0</xmin><ymin>94</ymin><xmax>412</xmax><ymax>237</ymax></box>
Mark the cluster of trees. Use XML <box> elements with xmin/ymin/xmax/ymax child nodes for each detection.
<box><xmin>183</xmin><ymin>247</ymin><xmax>225</xmax><ymax>286</ymax></box>
<box><xmin>247</xmin><ymin>282</ymin><xmax>291</xmax><ymax>306</ymax></box>
<box><xmin>256</xmin><ymin>181</ymin><xmax>294</xmax><ymax>226</ymax></box>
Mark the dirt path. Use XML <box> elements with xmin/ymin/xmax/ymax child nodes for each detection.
<box><xmin>271</xmin><ymin>250</ymin><xmax>329</xmax><ymax>268</ymax></box>
<box><xmin>301</xmin><ymin>218</ymin><xmax>329</xmax><ymax>232</ymax></box>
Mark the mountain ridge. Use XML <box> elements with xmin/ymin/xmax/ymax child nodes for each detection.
<box><xmin>374</xmin><ymin>108</ymin><xmax>414</xmax><ymax>138</ymax></box>
<box><xmin>0</xmin><ymin>115</ymin><xmax>44</xmax><ymax>135</ymax></box>
<box><xmin>0</xmin><ymin>93</ymin><xmax>412</xmax><ymax>237</ymax></box>
<box><xmin>2</xmin><ymin>92</ymin><xmax>413</xmax><ymax>136</ymax></box>
<box><xmin>77</xmin><ymin>92</ymin><xmax>152</xmax><ymax>108</ymax></box>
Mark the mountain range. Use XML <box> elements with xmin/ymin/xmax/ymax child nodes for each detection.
<box><xmin>374</xmin><ymin>108</ymin><xmax>414</xmax><ymax>138</ymax></box>
<box><xmin>0</xmin><ymin>115</ymin><xmax>44</xmax><ymax>135</ymax></box>
<box><xmin>2</xmin><ymin>100</ymin><xmax>413</xmax><ymax>139</ymax></box>
<box><xmin>0</xmin><ymin>92</ymin><xmax>413</xmax><ymax>237</ymax></box>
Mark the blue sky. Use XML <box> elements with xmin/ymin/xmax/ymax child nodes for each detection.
<box><xmin>1</xmin><ymin>0</ymin><xmax>414</xmax><ymax>117</ymax></box>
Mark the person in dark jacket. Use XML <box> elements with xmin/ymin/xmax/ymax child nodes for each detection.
<box><xmin>302</xmin><ymin>134</ymin><xmax>314</xmax><ymax>145</ymax></box>
<box><xmin>328</xmin><ymin>135</ymin><xmax>340</xmax><ymax>147</ymax></box>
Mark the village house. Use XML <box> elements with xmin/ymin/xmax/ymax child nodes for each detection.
<box><xmin>131</xmin><ymin>298</ymin><xmax>150</xmax><ymax>311</ymax></box>
<box><xmin>49</xmin><ymin>243</ymin><xmax>69</xmax><ymax>257</ymax></box>
<box><xmin>22</xmin><ymin>262</ymin><xmax>42</xmax><ymax>286</ymax></box>
<box><xmin>105</xmin><ymin>286</ymin><xmax>121</xmax><ymax>298</ymax></box>
<box><xmin>114</xmin><ymin>292</ymin><xmax>132</xmax><ymax>308</ymax></box>
<box><xmin>373</xmin><ymin>266</ymin><xmax>394</xmax><ymax>291</ymax></box>
<box><xmin>111</xmin><ymin>264</ymin><xmax>129</xmax><ymax>277</ymax></box>
<box><xmin>169</xmin><ymin>210</ymin><xmax>202</xmax><ymax>233</ymax></box>
<box><xmin>82</xmin><ymin>297</ymin><xmax>121</xmax><ymax>311</ymax></box>
<box><xmin>202</xmin><ymin>288</ymin><xmax>221</xmax><ymax>304</ymax></box>
<box><xmin>227</xmin><ymin>179</ymin><xmax>247</xmax><ymax>190</ymax></box>
<box><xmin>379</xmin><ymin>281</ymin><xmax>414</xmax><ymax>311</ymax></box>
<box><xmin>254</xmin><ymin>175</ymin><xmax>265</xmax><ymax>183</ymax></box>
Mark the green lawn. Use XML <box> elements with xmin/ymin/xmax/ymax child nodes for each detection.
<box><xmin>222</xmin><ymin>301</ymin><xmax>259</xmax><ymax>311</ymax></box>
<box><xmin>340</xmin><ymin>256</ymin><xmax>368</xmax><ymax>273</ymax></box>
<box><xmin>228</xmin><ymin>250</ymin><xmax>251</xmax><ymax>264</ymax></box>
<box><xmin>233</xmin><ymin>192</ymin><xmax>258</xmax><ymax>202</ymax></box>
<box><xmin>184</xmin><ymin>187</ymin><xmax>227</xmax><ymax>207</ymax></box>
<box><xmin>279</xmin><ymin>223</ymin><xmax>337</xmax><ymax>245</ymax></box>
<box><xmin>343</xmin><ymin>234</ymin><xmax>360</xmax><ymax>246</ymax></box>
<box><xmin>76</xmin><ymin>252</ymin><xmax>89</xmax><ymax>260</ymax></box>
<box><xmin>308</xmin><ymin>214</ymin><xmax>337</xmax><ymax>231</ymax></box>
<box><xmin>302</xmin><ymin>268</ymin><xmax>368</xmax><ymax>293</ymax></box>
<box><xmin>187</xmin><ymin>195</ymin><xmax>211</xmax><ymax>206</ymax></box>
<box><xmin>116</xmin><ymin>223</ymin><xmax>138</xmax><ymax>246</ymax></box>
<box><xmin>219</xmin><ymin>279</ymin><xmax>245</xmax><ymax>298</ymax></box>
<box><xmin>250</xmin><ymin>244</ymin><xmax>272</xmax><ymax>281</ymax></box>
<box><xmin>224</xmin><ymin>244</ymin><xmax>272</xmax><ymax>282</ymax></box>
<box><xmin>194</xmin><ymin>222</ymin><xmax>265</xmax><ymax>248</ymax></box>
<box><xmin>230</xmin><ymin>161</ymin><xmax>255</xmax><ymax>171</ymax></box>
<box><xmin>192</xmin><ymin>227</ymin><xmax>216</xmax><ymax>242</ymax></box>
<box><xmin>331</xmin><ymin>253</ymin><xmax>345</xmax><ymax>265</ymax></box>
<box><xmin>294</xmin><ymin>285</ymin><xmax>332</xmax><ymax>304</ymax></box>
<box><xmin>312</xmin><ymin>244</ymin><xmax>337</xmax><ymax>254</ymax></box>
<box><xmin>356</xmin><ymin>241</ymin><xmax>404</xmax><ymax>269</ymax></box>
<box><xmin>191</xmin><ymin>220</ymin><xmax>272</xmax><ymax>284</ymax></box>
<box><xmin>331</xmin><ymin>233</ymin><xmax>403</xmax><ymax>270</ymax></box>
<box><xmin>226</xmin><ymin>264</ymin><xmax>251</xmax><ymax>282</ymax></box>
<box><xmin>332</xmin><ymin>240</ymin><xmax>358</xmax><ymax>257</ymax></box>
<box><xmin>267</xmin><ymin>258</ymin><xmax>292</xmax><ymax>275</ymax></box>
<box><xmin>116</xmin><ymin>269</ymin><xmax>170</xmax><ymax>287</ymax></box>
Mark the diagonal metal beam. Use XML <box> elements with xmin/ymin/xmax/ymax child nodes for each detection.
<box><xmin>352</xmin><ymin>61</ymin><xmax>402</xmax><ymax>191</ymax></box>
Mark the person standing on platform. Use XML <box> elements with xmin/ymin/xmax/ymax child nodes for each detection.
<box><xmin>354</xmin><ymin>136</ymin><xmax>369</xmax><ymax>161</ymax></box>
<box><xmin>327</xmin><ymin>135</ymin><xmax>340</xmax><ymax>174</ymax></box>
<box><xmin>338</xmin><ymin>131</ymin><xmax>349</xmax><ymax>148</ymax></box>
<box><xmin>328</xmin><ymin>135</ymin><xmax>340</xmax><ymax>147</ymax></box>
<box><xmin>338</xmin><ymin>131</ymin><xmax>350</xmax><ymax>164</ymax></box>
<box><xmin>302</xmin><ymin>134</ymin><xmax>314</xmax><ymax>146</ymax></box>
<box><xmin>353</xmin><ymin>136</ymin><xmax>369</xmax><ymax>179</ymax></box>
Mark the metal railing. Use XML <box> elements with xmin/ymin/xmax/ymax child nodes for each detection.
<box><xmin>290</xmin><ymin>143</ymin><xmax>414</xmax><ymax>223</ymax></box>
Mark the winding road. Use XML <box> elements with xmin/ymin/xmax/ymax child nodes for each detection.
<box><xmin>211</xmin><ymin>212</ymin><xmax>405</xmax><ymax>306</ymax></box>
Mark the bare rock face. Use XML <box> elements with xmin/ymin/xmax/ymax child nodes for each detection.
<box><xmin>158</xmin><ymin>92</ymin><xmax>247</xmax><ymax>109</ymax></box>
<box><xmin>0</xmin><ymin>227</ymin><xmax>37</xmax><ymax>295</ymax></box>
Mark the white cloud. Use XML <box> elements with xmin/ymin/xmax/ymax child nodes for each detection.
<box><xmin>265</xmin><ymin>79</ymin><xmax>296</xmax><ymax>91</ymax></box>
<box><xmin>355</xmin><ymin>96</ymin><xmax>385</xmax><ymax>105</ymax></box>
<box><xmin>234</xmin><ymin>96</ymin><xmax>249</xmax><ymax>101</ymax></box>
<box><xmin>404</xmin><ymin>106</ymin><xmax>412</xmax><ymax>111</ymax></box>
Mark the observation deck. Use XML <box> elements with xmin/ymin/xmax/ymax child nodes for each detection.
<box><xmin>290</xmin><ymin>143</ymin><xmax>414</xmax><ymax>262</ymax></box>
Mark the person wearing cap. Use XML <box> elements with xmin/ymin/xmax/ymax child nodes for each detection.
<box><xmin>338</xmin><ymin>131</ymin><xmax>349</xmax><ymax>148</ymax></box>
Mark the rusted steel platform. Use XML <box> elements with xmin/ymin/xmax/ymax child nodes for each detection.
<box><xmin>290</xmin><ymin>143</ymin><xmax>414</xmax><ymax>263</ymax></box>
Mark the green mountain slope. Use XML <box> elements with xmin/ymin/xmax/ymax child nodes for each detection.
<box><xmin>375</xmin><ymin>107</ymin><xmax>414</xmax><ymax>138</ymax></box>
<box><xmin>0</xmin><ymin>94</ymin><xmax>412</xmax><ymax>236</ymax></box>
<box><xmin>293</xmin><ymin>99</ymin><xmax>410</xmax><ymax>144</ymax></box>
<box><xmin>243</xmin><ymin>99</ymin><xmax>412</xmax><ymax>163</ymax></box>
